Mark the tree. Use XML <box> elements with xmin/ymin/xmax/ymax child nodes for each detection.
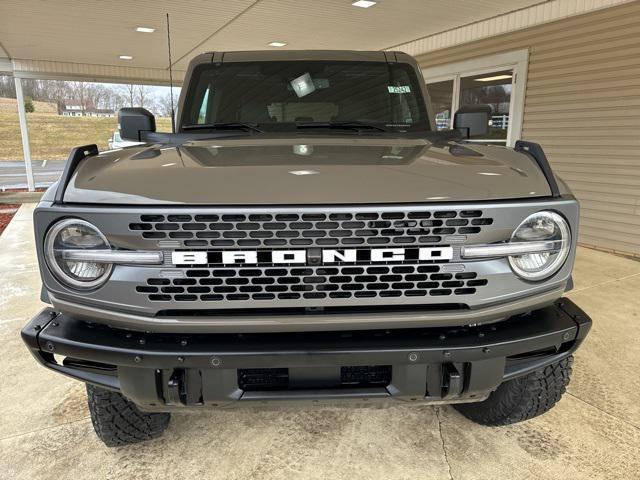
<box><xmin>136</xmin><ymin>84</ymin><xmax>149</xmax><ymax>109</ymax></box>
<box><xmin>116</xmin><ymin>92</ymin><xmax>129</xmax><ymax>112</ymax></box>
<box><xmin>123</xmin><ymin>84</ymin><xmax>136</xmax><ymax>107</ymax></box>
<box><xmin>482</xmin><ymin>85</ymin><xmax>510</xmax><ymax>115</ymax></box>
<box><xmin>69</xmin><ymin>81</ymin><xmax>88</xmax><ymax>113</ymax></box>
<box><xmin>85</xmin><ymin>83</ymin><xmax>113</xmax><ymax>110</ymax></box>
<box><xmin>0</xmin><ymin>76</ymin><xmax>16</xmax><ymax>98</ymax></box>
<box><xmin>24</xmin><ymin>96</ymin><xmax>35</xmax><ymax>113</ymax></box>
<box><xmin>157</xmin><ymin>92</ymin><xmax>176</xmax><ymax>117</ymax></box>
<box><xmin>460</xmin><ymin>84</ymin><xmax>511</xmax><ymax>116</ymax></box>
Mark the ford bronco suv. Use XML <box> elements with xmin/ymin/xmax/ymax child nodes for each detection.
<box><xmin>22</xmin><ymin>50</ymin><xmax>591</xmax><ymax>446</ymax></box>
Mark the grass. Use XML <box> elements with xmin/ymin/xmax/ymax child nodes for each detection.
<box><xmin>0</xmin><ymin>112</ymin><xmax>172</xmax><ymax>160</ymax></box>
<box><xmin>0</xmin><ymin>97</ymin><xmax>58</xmax><ymax>114</ymax></box>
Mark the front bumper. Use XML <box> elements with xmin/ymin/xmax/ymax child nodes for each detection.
<box><xmin>22</xmin><ymin>298</ymin><xmax>591</xmax><ymax>410</ymax></box>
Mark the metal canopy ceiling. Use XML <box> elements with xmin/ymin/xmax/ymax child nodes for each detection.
<box><xmin>0</xmin><ymin>0</ymin><xmax>545</xmax><ymax>83</ymax></box>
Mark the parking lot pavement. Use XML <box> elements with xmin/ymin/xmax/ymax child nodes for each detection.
<box><xmin>0</xmin><ymin>160</ymin><xmax>65</xmax><ymax>190</ymax></box>
<box><xmin>1</xmin><ymin>204</ymin><xmax>639</xmax><ymax>480</ymax></box>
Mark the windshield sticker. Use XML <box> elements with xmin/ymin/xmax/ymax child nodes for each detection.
<box><xmin>290</xmin><ymin>73</ymin><xmax>316</xmax><ymax>98</ymax></box>
<box><xmin>388</xmin><ymin>85</ymin><xmax>411</xmax><ymax>94</ymax></box>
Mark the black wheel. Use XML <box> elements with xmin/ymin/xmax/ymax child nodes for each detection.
<box><xmin>454</xmin><ymin>356</ymin><xmax>573</xmax><ymax>426</ymax></box>
<box><xmin>86</xmin><ymin>384</ymin><xmax>170</xmax><ymax>447</ymax></box>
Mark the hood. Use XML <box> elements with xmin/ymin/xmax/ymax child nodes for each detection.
<box><xmin>64</xmin><ymin>137</ymin><xmax>552</xmax><ymax>205</ymax></box>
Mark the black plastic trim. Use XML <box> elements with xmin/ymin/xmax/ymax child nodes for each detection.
<box><xmin>54</xmin><ymin>144</ymin><xmax>99</xmax><ymax>203</ymax></box>
<box><xmin>565</xmin><ymin>275</ymin><xmax>574</xmax><ymax>292</ymax></box>
<box><xmin>22</xmin><ymin>298</ymin><xmax>591</xmax><ymax>406</ymax></box>
<box><xmin>514</xmin><ymin>140</ymin><xmax>561</xmax><ymax>198</ymax></box>
<box><xmin>40</xmin><ymin>286</ymin><xmax>50</xmax><ymax>304</ymax></box>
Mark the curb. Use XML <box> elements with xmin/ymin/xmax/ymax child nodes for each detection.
<box><xmin>0</xmin><ymin>191</ymin><xmax>43</xmax><ymax>204</ymax></box>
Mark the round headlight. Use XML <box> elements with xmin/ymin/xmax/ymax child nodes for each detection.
<box><xmin>508</xmin><ymin>211</ymin><xmax>571</xmax><ymax>281</ymax></box>
<box><xmin>45</xmin><ymin>219</ymin><xmax>112</xmax><ymax>289</ymax></box>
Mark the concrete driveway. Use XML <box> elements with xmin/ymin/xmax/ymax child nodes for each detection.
<box><xmin>1</xmin><ymin>204</ymin><xmax>638</xmax><ymax>480</ymax></box>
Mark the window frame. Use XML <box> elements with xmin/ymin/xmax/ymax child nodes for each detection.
<box><xmin>422</xmin><ymin>49</ymin><xmax>529</xmax><ymax>147</ymax></box>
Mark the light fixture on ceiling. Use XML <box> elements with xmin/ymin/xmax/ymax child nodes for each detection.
<box><xmin>293</xmin><ymin>145</ymin><xmax>313</xmax><ymax>156</ymax></box>
<box><xmin>119</xmin><ymin>55</ymin><xmax>133</xmax><ymax>60</ymax></box>
<box><xmin>352</xmin><ymin>0</ymin><xmax>377</xmax><ymax>8</ymax></box>
<box><xmin>475</xmin><ymin>74</ymin><xmax>512</xmax><ymax>82</ymax></box>
<box><xmin>135</xmin><ymin>26</ymin><xmax>156</xmax><ymax>33</ymax></box>
<box><xmin>268</xmin><ymin>41</ymin><xmax>287</xmax><ymax>47</ymax></box>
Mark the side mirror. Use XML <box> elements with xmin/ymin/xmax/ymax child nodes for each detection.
<box><xmin>453</xmin><ymin>104</ymin><xmax>491</xmax><ymax>138</ymax></box>
<box><xmin>119</xmin><ymin>107</ymin><xmax>156</xmax><ymax>141</ymax></box>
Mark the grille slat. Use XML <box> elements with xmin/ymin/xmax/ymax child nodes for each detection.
<box><xmin>128</xmin><ymin>207</ymin><xmax>496</xmax><ymax>308</ymax></box>
<box><xmin>131</xmin><ymin>209</ymin><xmax>493</xmax><ymax>248</ymax></box>
<box><xmin>139</xmin><ymin>264</ymin><xmax>487</xmax><ymax>304</ymax></box>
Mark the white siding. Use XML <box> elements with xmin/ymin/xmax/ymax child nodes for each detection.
<box><xmin>391</xmin><ymin>0</ymin><xmax>635</xmax><ymax>56</ymax></box>
<box><xmin>416</xmin><ymin>2</ymin><xmax>640</xmax><ymax>257</ymax></box>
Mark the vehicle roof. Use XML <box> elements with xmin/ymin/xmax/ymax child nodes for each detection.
<box><xmin>197</xmin><ymin>50</ymin><xmax>413</xmax><ymax>64</ymax></box>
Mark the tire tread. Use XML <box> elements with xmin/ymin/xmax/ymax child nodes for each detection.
<box><xmin>86</xmin><ymin>384</ymin><xmax>170</xmax><ymax>447</ymax></box>
<box><xmin>454</xmin><ymin>356</ymin><xmax>573</xmax><ymax>426</ymax></box>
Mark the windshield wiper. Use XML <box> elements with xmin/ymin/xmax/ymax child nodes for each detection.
<box><xmin>296</xmin><ymin>121</ymin><xmax>388</xmax><ymax>133</ymax></box>
<box><xmin>182</xmin><ymin>122</ymin><xmax>263</xmax><ymax>133</ymax></box>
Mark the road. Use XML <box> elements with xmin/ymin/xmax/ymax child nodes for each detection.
<box><xmin>0</xmin><ymin>160</ymin><xmax>65</xmax><ymax>190</ymax></box>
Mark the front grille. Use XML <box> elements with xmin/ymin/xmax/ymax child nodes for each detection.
<box><xmin>137</xmin><ymin>264</ymin><xmax>488</xmax><ymax>303</ymax></box>
<box><xmin>237</xmin><ymin>366</ymin><xmax>392</xmax><ymax>391</ymax></box>
<box><xmin>129</xmin><ymin>209</ymin><xmax>493</xmax><ymax>248</ymax></box>
<box><xmin>40</xmin><ymin>199</ymin><xmax>578</xmax><ymax>316</ymax></box>
<box><xmin>238</xmin><ymin>368</ymin><xmax>289</xmax><ymax>391</ymax></box>
<box><xmin>341</xmin><ymin>365</ymin><xmax>392</xmax><ymax>387</ymax></box>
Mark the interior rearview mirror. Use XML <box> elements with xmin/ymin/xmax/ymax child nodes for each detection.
<box><xmin>119</xmin><ymin>107</ymin><xmax>156</xmax><ymax>142</ymax></box>
<box><xmin>453</xmin><ymin>104</ymin><xmax>492</xmax><ymax>138</ymax></box>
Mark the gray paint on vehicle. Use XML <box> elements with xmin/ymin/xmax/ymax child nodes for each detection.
<box><xmin>63</xmin><ymin>138</ymin><xmax>553</xmax><ymax>205</ymax></box>
<box><xmin>34</xmin><ymin>197</ymin><xmax>579</xmax><ymax>332</ymax></box>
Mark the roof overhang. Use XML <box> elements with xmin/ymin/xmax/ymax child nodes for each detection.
<box><xmin>0</xmin><ymin>0</ymin><xmax>541</xmax><ymax>84</ymax></box>
<box><xmin>6</xmin><ymin>58</ymin><xmax>183</xmax><ymax>86</ymax></box>
<box><xmin>0</xmin><ymin>0</ymin><xmax>634</xmax><ymax>84</ymax></box>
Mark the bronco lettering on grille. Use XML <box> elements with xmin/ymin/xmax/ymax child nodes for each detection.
<box><xmin>171</xmin><ymin>247</ymin><xmax>453</xmax><ymax>265</ymax></box>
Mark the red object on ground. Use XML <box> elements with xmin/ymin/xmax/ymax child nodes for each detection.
<box><xmin>0</xmin><ymin>204</ymin><xmax>20</xmax><ymax>236</ymax></box>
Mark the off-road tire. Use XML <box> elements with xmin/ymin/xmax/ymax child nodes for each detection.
<box><xmin>454</xmin><ymin>356</ymin><xmax>573</xmax><ymax>426</ymax></box>
<box><xmin>86</xmin><ymin>384</ymin><xmax>170</xmax><ymax>447</ymax></box>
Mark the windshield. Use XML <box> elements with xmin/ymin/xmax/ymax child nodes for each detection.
<box><xmin>181</xmin><ymin>61</ymin><xmax>430</xmax><ymax>133</ymax></box>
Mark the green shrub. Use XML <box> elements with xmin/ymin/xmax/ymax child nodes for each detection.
<box><xmin>24</xmin><ymin>96</ymin><xmax>35</xmax><ymax>113</ymax></box>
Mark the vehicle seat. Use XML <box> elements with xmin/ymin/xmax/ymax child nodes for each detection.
<box><xmin>333</xmin><ymin>102</ymin><xmax>368</xmax><ymax>122</ymax></box>
<box><xmin>240</xmin><ymin>102</ymin><xmax>273</xmax><ymax>123</ymax></box>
